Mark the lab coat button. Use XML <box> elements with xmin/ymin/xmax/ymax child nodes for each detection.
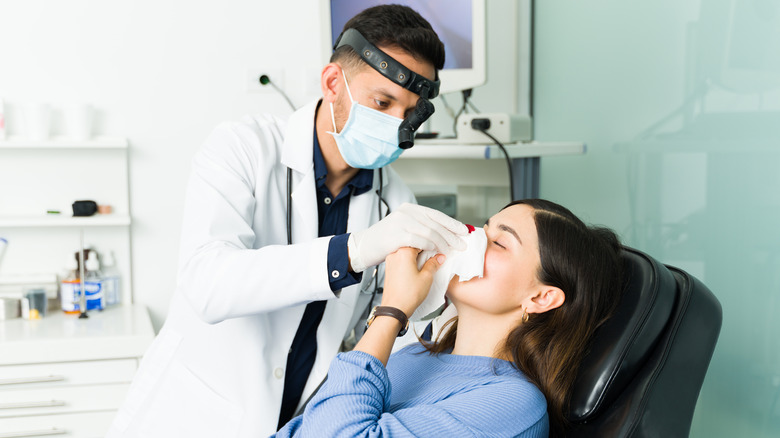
<box><xmin>274</xmin><ymin>367</ymin><xmax>284</xmax><ymax>379</ymax></box>
<box><xmin>331</xmin><ymin>270</ymin><xmax>340</xmax><ymax>279</ymax></box>
<box><xmin>324</xmin><ymin>197</ymin><xmax>332</xmax><ymax>205</ymax></box>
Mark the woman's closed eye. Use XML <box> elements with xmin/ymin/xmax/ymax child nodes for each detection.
<box><xmin>492</xmin><ymin>240</ymin><xmax>506</xmax><ymax>249</ymax></box>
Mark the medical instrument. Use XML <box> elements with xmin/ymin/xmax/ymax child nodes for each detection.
<box><xmin>333</xmin><ymin>28</ymin><xmax>438</xmax><ymax>150</ymax></box>
<box><xmin>398</xmin><ymin>97</ymin><xmax>435</xmax><ymax>149</ymax></box>
<box><xmin>78</xmin><ymin>235</ymin><xmax>87</xmax><ymax>318</ymax></box>
<box><xmin>457</xmin><ymin>113</ymin><xmax>532</xmax><ymax>144</ymax></box>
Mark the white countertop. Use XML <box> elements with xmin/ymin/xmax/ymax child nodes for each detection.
<box><xmin>0</xmin><ymin>304</ymin><xmax>155</xmax><ymax>365</ymax></box>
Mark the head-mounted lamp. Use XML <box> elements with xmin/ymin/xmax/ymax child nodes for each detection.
<box><xmin>334</xmin><ymin>28</ymin><xmax>438</xmax><ymax>149</ymax></box>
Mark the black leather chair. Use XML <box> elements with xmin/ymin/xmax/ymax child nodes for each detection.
<box><xmin>566</xmin><ymin>246</ymin><xmax>722</xmax><ymax>437</ymax></box>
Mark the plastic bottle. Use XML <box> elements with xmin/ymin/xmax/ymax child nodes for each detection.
<box><xmin>101</xmin><ymin>251</ymin><xmax>121</xmax><ymax>306</ymax></box>
<box><xmin>60</xmin><ymin>255</ymin><xmax>81</xmax><ymax>314</ymax></box>
<box><xmin>84</xmin><ymin>252</ymin><xmax>105</xmax><ymax>311</ymax></box>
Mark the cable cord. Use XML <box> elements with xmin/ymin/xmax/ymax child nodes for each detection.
<box><xmin>477</xmin><ymin>129</ymin><xmax>516</xmax><ymax>201</ymax></box>
<box><xmin>260</xmin><ymin>74</ymin><xmax>297</xmax><ymax>112</ymax></box>
<box><xmin>452</xmin><ymin>88</ymin><xmax>475</xmax><ymax>137</ymax></box>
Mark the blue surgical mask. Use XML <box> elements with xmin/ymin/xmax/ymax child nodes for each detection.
<box><xmin>328</xmin><ymin>73</ymin><xmax>404</xmax><ymax>169</ymax></box>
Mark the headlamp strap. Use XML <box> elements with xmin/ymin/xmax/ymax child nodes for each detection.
<box><xmin>334</xmin><ymin>28</ymin><xmax>440</xmax><ymax>100</ymax></box>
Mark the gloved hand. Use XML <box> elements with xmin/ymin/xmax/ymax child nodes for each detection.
<box><xmin>347</xmin><ymin>203</ymin><xmax>468</xmax><ymax>273</ymax></box>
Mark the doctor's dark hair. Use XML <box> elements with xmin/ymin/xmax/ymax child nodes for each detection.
<box><xmin>424</xmin><ymin>199</ymin><xmax>624</xmax><ymax>437</ymax></box>
<box><xmin>331</xmin><ymin>5</ymin><xmax>445</xmax><ymax>73</ymax></box>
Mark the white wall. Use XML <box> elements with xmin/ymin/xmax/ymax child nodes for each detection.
<box><xmin>0</xmin><ymin>0</ymin><xmax>524</xmax><ymax>330</ymax></box>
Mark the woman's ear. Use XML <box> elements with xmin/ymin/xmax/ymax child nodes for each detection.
<box><xmin>321</xmin><ymin>63</ymin><xmax>342</xmax><ymax>103</ymax></box>
<box><xmin>525</xmin><ymin>286</ymin><xmax>565</xmax><ymax>314</ymax></box>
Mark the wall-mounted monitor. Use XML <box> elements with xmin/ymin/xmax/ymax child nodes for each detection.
<box><xmin>321</xmin><ymin>0</ymin><xmax>486</xmax><ymax>94</ymax></box>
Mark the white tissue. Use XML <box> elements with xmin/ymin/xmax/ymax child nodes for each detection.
<box><xmin>412</xmin><ymin>227</ymin><xmax>487</xmax><ymax>320</ymax></box>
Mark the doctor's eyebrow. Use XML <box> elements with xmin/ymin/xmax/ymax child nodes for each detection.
<box><xmin>371</xmin><ymin>87</ymin><xmax>398</xmax><ymax>102</ymax></box>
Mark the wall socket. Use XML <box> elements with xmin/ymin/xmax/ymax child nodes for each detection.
<box><xmin>246</xmin><ymin>68</ymin><xmax>284</xmax><ymax>93</ymax></box>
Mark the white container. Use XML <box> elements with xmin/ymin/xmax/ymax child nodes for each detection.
<box><xmin>64</xmin><ymin>104</ymin><xmax>94</xmax><ymax>141</ymax></box>
<box><xmin>25</xmin><ymin>102</ymin><xmax>51</xmax><ymax>141</ymax></box>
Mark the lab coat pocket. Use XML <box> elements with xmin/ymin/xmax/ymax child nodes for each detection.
<box><xmin>110</xmin><ymin>329</ymin><xmax>183</xmax><ymax>434</ymax></box>
<box><xmin>140</xmin><ymin>360</ymin><xmax>243</xmax><ymax>438</ymax></box>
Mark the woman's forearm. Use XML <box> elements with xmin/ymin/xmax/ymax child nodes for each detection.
<box><xmin>353</xmin><ymin>314</ymin><xmax>404</xmax><ymax>366</ymax></box>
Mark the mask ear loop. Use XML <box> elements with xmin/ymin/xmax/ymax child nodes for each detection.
<box><xmin>329</xmin><ymin>69</ymin><xmax>355</xmax><ymax>134</ymax></box>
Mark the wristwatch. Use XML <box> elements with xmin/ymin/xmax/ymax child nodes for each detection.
<box><xmin>365</xmin><ymin>306</ymin><xmax>409</xmax><ymax>337</ymax></box>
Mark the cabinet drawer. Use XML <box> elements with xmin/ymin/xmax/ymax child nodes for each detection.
<box><xmin>0</xmin><ymin>359</ymin><xmax>137</xmax><ymax>390</ymax></box>
<box><xmin>0</xmin><ymin>409</ymin><xmax>116</xmax><ymax>438</ymax></box>
<box><xmin>0</xmin><ymin>383</ymin><xmax>129</xmax><ymax>418</ymax></box>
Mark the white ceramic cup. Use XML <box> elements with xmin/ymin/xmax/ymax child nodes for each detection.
<box><xmin>25</xmin><ymin>103</ymin><xmax>51</xmax><ymax>141</ymax></box>
<box><xmin>64</xmin><ymin>104</ymin><xmax>93</xmax><ymax>141</ymax></box>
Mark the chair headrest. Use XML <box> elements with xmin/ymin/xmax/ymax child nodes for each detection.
<box><xmin>566</xmin><ymin>247</ymin><xmax>678</xmax><ymax>422</ymax></box>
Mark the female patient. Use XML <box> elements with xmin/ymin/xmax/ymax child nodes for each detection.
<box><xmin>275</xmin><ymin>199</ymin><xmax>624</xmax><ymax>437</ymax></box>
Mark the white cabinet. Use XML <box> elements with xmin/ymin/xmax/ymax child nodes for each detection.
<box><xmin>0</xmin><ymin>305</ymin><xmax>155</xmax><ymax>438</ymax></box>
<box><xmin>0</xmin><ymin>137</ymin><xmax>133</xmax><ymax>305</ymax></box>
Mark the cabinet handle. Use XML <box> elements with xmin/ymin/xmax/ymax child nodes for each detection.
<box><xmin>0</xmin><ymin>375</ymin><xmax>65</xmax><ymax>386</ymax></box>
<box><xmin>0</xmin><ymin>400</ymin><xmax>66</xmax><ymax>410</ymax></box>
<box><xmin>0</xmin><ymin>428</ymin><xmax>67</xmax><ymax>438</ymax></box>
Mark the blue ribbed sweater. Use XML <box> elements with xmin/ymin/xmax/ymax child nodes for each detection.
<box><xmin>275</xmin><ymin>343</ymin><xmax>549</xmax><ymax>437</ymax></box>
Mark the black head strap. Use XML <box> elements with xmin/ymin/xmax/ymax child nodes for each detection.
<box><xmin>334</xmin><ymin>28</ymin><xmax>440</xmax><ymax>100</ymax></box>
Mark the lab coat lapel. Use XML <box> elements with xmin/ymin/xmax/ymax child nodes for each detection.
<box><xmin>281</xmin><ymin>100</ymin><xmax>320</xmax><ymax>244</ymax></box>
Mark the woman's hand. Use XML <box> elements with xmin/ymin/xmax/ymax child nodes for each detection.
<box><xmin>380</xmin><ymin>247</ymin><xmax>445</xmax><ymax>317</ymax></box>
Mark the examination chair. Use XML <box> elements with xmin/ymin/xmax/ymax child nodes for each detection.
<box><xmin>565</xmin><ymin>246</ymin><xmax>722</xmax><ymax>437</ymax></box>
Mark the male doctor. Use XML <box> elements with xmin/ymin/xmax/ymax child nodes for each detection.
<box><xmin>108</xmin><ymin>5</ymin><xmax>466</xmax><ymax>437</ymax></box>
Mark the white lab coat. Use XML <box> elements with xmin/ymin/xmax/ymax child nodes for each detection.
<box><xmin>107</xmin><ymin>100</ymin><xmax>415</xmax><ymax>438</ymax></box>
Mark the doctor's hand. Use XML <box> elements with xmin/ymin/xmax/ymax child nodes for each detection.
<box><xmin>347</xmin><ymin>203</ymin><xmax>468</xmax><ymax>273</ymax></box>
<box><xmin>381</xmin><ymin>247</ymin><xmax>445</xmax><ymax>317</ymax></box>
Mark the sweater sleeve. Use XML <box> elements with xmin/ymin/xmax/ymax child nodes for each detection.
<box><xmin>274</xmin><ymin>350</ymin><xmax>549</xmax><ymax>438</ymax></box>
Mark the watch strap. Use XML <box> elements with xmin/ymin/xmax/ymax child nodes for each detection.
<box><xmin>366</xmin><ymin>306</ymin><xmax>409</xmax><ymax>337</ymax></box>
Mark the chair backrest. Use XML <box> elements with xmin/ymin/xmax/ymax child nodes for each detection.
<box><xmin>565</xmin><ymin>246</ymin><xmax>722</xmax><ymax>437</ymax></box>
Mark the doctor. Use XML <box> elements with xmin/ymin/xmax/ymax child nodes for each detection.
<box><xmin>108</xmin><ymin>5</ymin><xmax>465</xmax><ymax>438</ymax></box>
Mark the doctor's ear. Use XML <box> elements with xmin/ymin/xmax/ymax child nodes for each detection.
<box><xmin>321</xmin><ymin>63</ymin><xmax>343</xmax><ymax>103</ymax></box>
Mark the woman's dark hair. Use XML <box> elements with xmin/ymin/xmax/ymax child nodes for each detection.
<box><xmin>424</xmin><ymin>199</ymin><xmax>624</xmax><ymax>437</ymax></box>
<box><xmin>330</xmin><ymin>5</ymin><xmax>445</xmax><ymax>72</ymax></box>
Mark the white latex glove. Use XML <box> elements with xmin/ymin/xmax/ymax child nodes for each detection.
<box><xmin>347</xmin><ymin>203</ymin><xmax>468</xmax><ymax>273</ymax></box>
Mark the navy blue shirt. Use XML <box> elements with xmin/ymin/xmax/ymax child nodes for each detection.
<box><xmin>278</xmin><ymin>127</ymin><xmax>374</xmax><ymax>428</ymax></box>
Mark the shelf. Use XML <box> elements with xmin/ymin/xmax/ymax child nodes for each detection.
<box><xmin>0</xmin><ymin>215</ymin><xmax>131</xmax><ymax>228</ymax></box>
<box><xmin>400</xmin><ymin>140</ymin><xmax>585</xmax><ymax>159</ymax></box>
<box><xmin>0</xmin><ymin>136</ymin><xmax>128</xmax><ymax>149</ymax></box>
<box><xmin>0</xmin><ymin>304</ymin><xmax>155</xmax><ymax>365</ymax></box>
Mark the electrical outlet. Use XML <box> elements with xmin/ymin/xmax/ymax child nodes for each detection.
<box><xmin>246</xmin><ymin>68</ymin><xmax>284</xmax><ymax>93</ymax></box>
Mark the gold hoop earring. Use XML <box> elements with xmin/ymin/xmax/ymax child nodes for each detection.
<box><xmin>521</xmin><ymin>307</ymin><xmax>529</xmax><ymax>323</ymax></box>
